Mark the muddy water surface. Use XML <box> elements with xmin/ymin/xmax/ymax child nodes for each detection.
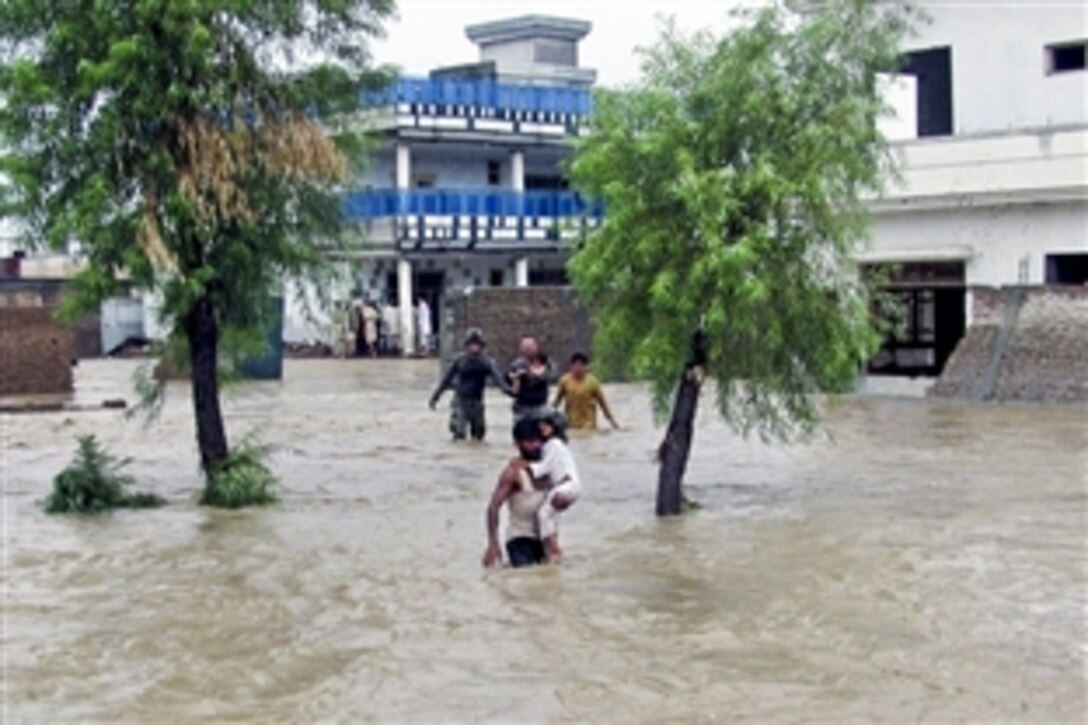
<box><xmin>3</xmin><ymin>360</ymin><xmax>1085</xmax><ymax>722</ymax></box>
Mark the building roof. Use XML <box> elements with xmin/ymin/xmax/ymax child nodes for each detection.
<box><xmin>465</xmin><ymin>15</ymin><xmax>592</xmax><ymax>45</ymax></box>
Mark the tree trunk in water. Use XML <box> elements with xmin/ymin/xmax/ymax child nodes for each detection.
<box><xmin>656</xmin><ymin>369</ymin><xmax>702</xmax><ymax>517</ymax></box>
<box><xmin>186</xmin><ymin>296</ymin><xmax>229</xmax><ymax>472</ymax></box>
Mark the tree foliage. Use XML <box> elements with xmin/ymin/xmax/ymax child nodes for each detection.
<box><xmin>45</xmin><ymin>435</ymin><xmax>165</xmax><ymax>513</ymax></box>
<box><xmin>0</xmin><ymin>0</ymin><xmax>393</xmax><ymax>486</ymax></box>
<box><xmin>569</xmin><ymin>0</ymin><xmax>914</xmax><ymax>440</ymax></box>
<box><xmin>0</xmin><ymin>0</ymin><xmax>391</xmax><ymax>328</ymax></box>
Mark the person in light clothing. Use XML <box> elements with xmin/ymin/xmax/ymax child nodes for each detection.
<box><xmin>415</xmin><ymin>295</ymin><xmax>433</xmax><ymax>355</ymax></box>
<box><xmin>381</xmin><ymin>302</ymin><xmax>400</xmax><ymax>355</ymax></box>
<box><xmin>522</xmin><ymin>411</ymin><xmax>581</xmax><ymax>564</ymax></box>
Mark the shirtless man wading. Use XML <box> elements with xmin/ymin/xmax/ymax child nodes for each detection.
<box><xmin>482</xmin><ymin>418</ymin><xmax>549</xmax><ymax>568</ymax></box>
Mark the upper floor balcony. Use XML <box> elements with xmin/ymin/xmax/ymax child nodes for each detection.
<box><xmin>343</xmin><ymin>188</ymin><xmax>603</xmax><ymax>253</ymax></box>
<box><xmin>870</xmin><ymin>125</ymin><xmax>1088</xmax><ymax>213</ymax></box>
<box><xmin>359</xmin><ymin>77</ymin><xmax>592</xmax><ymax>139</ymax></box>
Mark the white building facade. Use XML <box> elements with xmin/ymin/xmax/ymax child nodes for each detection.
<box><xmin>865</xmin><ymin>0</ymin><xmax>1087</xmax><ymax>375</ymax></box>
<box><xmin>322</xmin><ymin>15</ymin><xmax>601</xmax><ymax>355</ymax></box>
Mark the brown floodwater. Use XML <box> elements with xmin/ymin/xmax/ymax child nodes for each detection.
<box><xmin>3</xmin><ymin>359</ymin><xmax>1085</xmax><ymax>722</ymax></box>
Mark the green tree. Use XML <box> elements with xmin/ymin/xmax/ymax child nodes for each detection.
<box><xmin>0</xmin><ymin>0</ymin><xmax>393</xmax><ymax>499</ymax></box>
<box><xmin>569</xmin><ymin>0</ymin><xmax>914</xmax><ymax>515</ymax></box>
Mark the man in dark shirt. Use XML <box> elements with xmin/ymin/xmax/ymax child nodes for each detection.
<box><xmin>430</xmin><ymin>329</ymin><xmax>513</xmax><ymax>441</ymax></box>
<box><xmin>506</xmin><ymin>336</ymin><xmax>558</xmax><ymax>422</ymax></box>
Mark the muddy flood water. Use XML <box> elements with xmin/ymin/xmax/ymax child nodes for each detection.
<box><xmin>3</xmin><ymin>359</ymin><xmax>1085</xmax><ymax>722</ymax></box>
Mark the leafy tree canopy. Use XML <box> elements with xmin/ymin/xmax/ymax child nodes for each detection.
<box><xmin>0</xmin><ymin>0</ymin><xmax>394</xmax><ymax>332</ymax></box>
<box><xmin>569</xmin><ymin>0</ymin><xmax>914</xmax><ymax>440</ymax></box>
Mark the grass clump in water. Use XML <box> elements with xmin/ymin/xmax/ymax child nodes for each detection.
<box><xmin>45</xmin><ymin>436</ymin><xmax>166</xmax><ymax>514</ymax></box>
<box><xmin>200</xmin><ymin>441</ymin><xmax>279</xmax><ymax>509</ymax></box>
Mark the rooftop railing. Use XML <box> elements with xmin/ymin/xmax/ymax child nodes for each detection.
<box><xmin>359</xmin><ymin>77</ymin><xmax>593</xmax><ymax>118</ymax></box>
<box><xmin>344</xmin><ymin>188</ymin><xmax>604</xmax><ymax>220</ymax></box>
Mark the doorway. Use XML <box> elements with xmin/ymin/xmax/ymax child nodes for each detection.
<box><xmin>385</xmin><ymin>269</ymin><xmax>446</xmax><ymax>352</ymax></box>
<box><xmin>865</xmin><ymin>261</ymin><xmax>966</xmax><ymax>376</ymax></box>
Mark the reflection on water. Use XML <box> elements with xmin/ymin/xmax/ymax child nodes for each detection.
<box><xmin>4</xmin><ymin>360</ymin><xmax>1085</xmax><ymax>721</ymax></box>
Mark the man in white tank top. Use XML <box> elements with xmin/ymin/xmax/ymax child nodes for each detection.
<box><xmin>482</xmin><ymin>419</ymin><xmax>549</xmax><ymax>568</ymax></box>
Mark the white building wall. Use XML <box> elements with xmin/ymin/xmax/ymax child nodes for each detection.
<box><xmin>282</xmin><ymin>265</ymin><xmax>355</xmax><ymax>344</ymax></box>
<box><xmin>480</xmin><ymin>40</ymin><xmax>536</xmax><ymax>68</ymax></box>
<box><xmin>904</xmin><ymin>0</ymin><xmax>1087</xmax><ymax>134</ymax></box>
<box><xmin>869</xmin><ymin>200</ymin><xmax>1088</xmax><ymax>287</ymax></box>
<box><xmin>412</xmin><ymin>147</ymin><xmax>495</xmax><ymax>188</ymax></box>
<box><xmin>360</xmin><ymin>146</ymin><xmax>513</xmax><ymax>190</ymax></box>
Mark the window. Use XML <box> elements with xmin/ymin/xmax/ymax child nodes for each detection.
<box><xmin>525</xmin><ymin>174</ymin><xmax>569</xmax><ymax>191</ymax></box>
<box><xmin>529</xmin><ymin>268</ymin><xmax>569</xmax><ymax>286</ymax></box>
<box><xmin>1045</xmin><ymin>254</ymin><xmax>1088</xmax><ymax>284</ymax></box>
<box><xmin>900</xmin><ymin>46</ymin><xmax>953</xmax><ymax>137</ymax></box>
<box><xmin>489</xmin><ymin>268</ymin><xmax>505</xmax><ymax>287</ymax></box>
<box><xmin>1046</xmin><ymin>41</ymin><xmax>1087</xmax><ymax>74</ymax></box>
<box><xmin>487</xmin><ymin>160</ymin><xmax>501</xmax><ymax>186</ymax></box>
<box><xmin>412</xmin><ymin>173</ymin><xmax>436</xmax><ymax>189</ymax></box>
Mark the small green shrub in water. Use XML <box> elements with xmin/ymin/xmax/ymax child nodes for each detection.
<box><xmin>200</xmin><ymin>442</ymin><xmax>279</xmax><ymax>509</ymax></box>
<box><xmin>45</xmin><ymin>436</ymin><xmax>166</xmax><ymax>514</ymax></box>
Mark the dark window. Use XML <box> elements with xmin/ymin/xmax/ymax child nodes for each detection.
<box><xmin>385</xmin><ymin>272</ymin><xmax>399</xmax><ymax>306</ymax></box>
<box><xmin>489</xmin><ymin>268</ymin><xmax>505</xmax><ymax>287</ymax></box>
<box><xmin>528</xmin><ymin>268</ymin><xmax>569</xmax><ymax>286</ymax></box>
<box><xmin>525</xmin><ymin>174</ymin><xmax>569</xmax><ymax>191</ymax></box>
<box><xmin>1045</xmin><ymin>253</ymin><xmax>1088</xmax><ymax>284</ymax></box>
<box><xmin>900</xmin><ymin>46</ymin><xmax>954</xmax><ymax>137</ymax></box>
<box><xmin>1047</xmin><ymin>41</ymin><xmax>1087</xmax><ymax>74</ymax></box>
<box><xmin>487</xmin><ymin>160</ymin><xmax>501</xmax><ymax>186</ymax></box>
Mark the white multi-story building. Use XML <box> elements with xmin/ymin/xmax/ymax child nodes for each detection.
<box><xmin>325</xmin><ymin>15</ymin><xmax>601</xmax><ymax>354</ymax></box>
<box><xmin>865</xmin><ymin>0</ymin><xmax>1087</xmax><ymax>375</ymax></box>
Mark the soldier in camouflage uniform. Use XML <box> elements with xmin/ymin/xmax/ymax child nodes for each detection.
<box><xmin>430</xmin><ymin>329</ymin><xmax>513</xmax><ymax>441</ymax></box>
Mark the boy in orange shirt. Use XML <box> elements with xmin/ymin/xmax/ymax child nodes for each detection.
<box><xmin>552</xmin><ymin>353</ymin><xmax>619</xmax><ymax>431</ymax></box>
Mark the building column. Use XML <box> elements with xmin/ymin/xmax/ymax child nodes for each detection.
<box><xmin>398</xmin><ymin>257</ymin><xmax>416</xmax><ymax>357</ymax></box>
<box><xmin>396</xmin><ymin>143</ymin><xmax>411</xmax><ymax>190</ymax></box>
<box><xmin>395</xmin><ymin>142</ymin><xmax>415</xmax><ymax>356</ymax></box>
<box><xmin>514</xmin><ymin>257</ymin><xmax>530</xmax><ymax>288</ymax></box>
<box><xmin>511</xmin><ymin>149</ymin><xmax>529</xmax><ymax>287</ymax></box>
<box><xmin>510</xmin><ymin>149</ymin><xmax>525</xmax><ymax>192</ymax></box>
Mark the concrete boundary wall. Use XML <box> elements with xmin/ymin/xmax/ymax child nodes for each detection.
<box><xmin>0</xmin><ymin>306</ymin><xmax>74</xmax><ymax>396</ymax></box>
<box><xmin>440</xmin><ymin>286</ymin><xmax>592</xmax><ymax>373</ymax></box>
<box><xmin>930</xmin><ymin>285</ymin><xmax>1088</xmax><ymax>402</ymax></box>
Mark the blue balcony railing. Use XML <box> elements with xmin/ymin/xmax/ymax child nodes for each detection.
<box><xmin>344</xmin><ymin>189</ymin><xmax>604</xmax><ymax>221</ymax></box>
<box><xmin>360</xmin><ymin>77</ymin><xmax>593</xmax><ymax>118</ymax></box>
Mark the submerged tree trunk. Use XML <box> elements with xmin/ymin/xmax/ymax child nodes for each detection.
<box><xmin>656</xmin><ymin>369</ymin><xmax>702</xmax><ymax>516</ymax></box>
<box><xmin>656</xmin><ymin>330</ymin><xmax>708</xmax><ymax>516</ymax></box>
<box><xmin>185</xmin><ymin>295</ymin><xmax>229</xmax><ymax>472</ymax></box>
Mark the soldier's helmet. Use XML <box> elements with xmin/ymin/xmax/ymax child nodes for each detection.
<box><xmin>464</xmin><ymin>328</ymin><xmax>486</xmax><ymax>347</ymax></box>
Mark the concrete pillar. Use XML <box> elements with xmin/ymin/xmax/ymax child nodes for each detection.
<box><xmin>398</xmin><ymin>257</ymin><xmax>416</xmax><ymax>356</ymax></box>
<box><xmin>511</xmin><ymin>149</ymin><xmax>529</xmax><ymax>287</ymax></box>
<box><xmin>510</xmin><ymin>149</ymin><xmax>525</xmax><ymax>192</ymax></box>
<box><xmin>396</xmin><ymin>143</ymin><xmax>411</xmax><ymax>190</ymax></box>
<box><xmin>515</xmin><ymin>257</ymin><xmax>530</xmax><ymax>288</ymax></box>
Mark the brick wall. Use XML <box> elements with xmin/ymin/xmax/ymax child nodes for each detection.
<box><xmin>930</xmin><ymin>285</ymin><xmax>1088</xmax><ymax>402</ymax></box>
<box><xmin>0</xmin><ymin>307</ymin><xmax>75</xmax><ymax>395</ymax></box>
<box><xmin>440</xmin><ymin>286</ymin><xmax>593</xmax><ymax>372</ymax></box>
<box><xmin>0</xmin><ymin>282</ymin><xmax>102</xmax><ymax>358</ymax></box>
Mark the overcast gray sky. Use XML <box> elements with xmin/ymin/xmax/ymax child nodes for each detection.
<box><xmin>371</xmin><ymin>0</ymin><xmax>756</xmax><ymax>87</ymax></box>
<box><xmin>371</xmin><ymin>0</ymin><xmax>916</xmax><ymax>137</ymax></box>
